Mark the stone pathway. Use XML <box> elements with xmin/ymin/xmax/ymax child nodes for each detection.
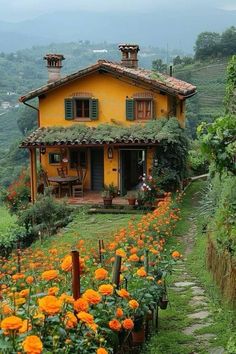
<box><xmin>171</xmin><ymin>215</ymin><xmax>226</xmax><ymax>354</ymax></box>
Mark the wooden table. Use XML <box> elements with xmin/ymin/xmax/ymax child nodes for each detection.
<box><xmin>48</xmin><ymin>176</ymin><xmax>78</xmax><ymax>197</ymax></box>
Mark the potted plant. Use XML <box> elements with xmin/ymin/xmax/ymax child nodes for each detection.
<box><xmin>136</xmin><ymin>190</ymin><xmax>145</xmax><ymax>206</ymax></box>
<box><xmin>101</xmin><ymin>190</ymin><xmax>113</xmax><ymax>206</ymax></box>
<box><xmin>126</xmin><ymin>191</ymin><xmax>137</xmax><ymax>206</ymax></box>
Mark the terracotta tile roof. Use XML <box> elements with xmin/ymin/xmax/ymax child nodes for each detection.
<box><xmin>19</xmin><ymin>60</ymin><xmax>196</xmax><ymax>103</ymax></box>
<box><xmin>20</xmin><ymin>120</ymin><xmax>183</xmax><ymax>148</ymax></box>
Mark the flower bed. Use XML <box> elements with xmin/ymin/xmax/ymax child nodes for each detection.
<box><xmin>0</xmin><ymin>193</ymin><xmax>182</xmax><ymax>353</ymax></box>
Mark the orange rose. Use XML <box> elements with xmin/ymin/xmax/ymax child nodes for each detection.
<box><xmin>94</xmin><ymin>268</ymin><xmax>108</xmax><ymax>280</ymax></box>
<box><xmin>122</xmin><ymin>318</ymin><xmax>134</xmax><ymax>330</ymax></box>
<box><xmin>98</xmin><ymin>284</ymin><xmax>114</xmax><ymax>296</ymax></box>
<box><xmin>77</xmin><ymin>311</ymin><xmax>94</xmax><ymax>325</ymax></box>
<box><xmin>136</xmin><ymin>267</ymin><xmax>147</xmax><ymax>277</ymax></box>
<box><xmin>128</xmin><ymin>299</ymin><xmax>139</xmax><ymax>309</ymax></box>
<box><xmin>97</xmin><ymin>348</ymin><xmax>108</xmax><ymax>354</ymax></box>
<box><xmin>1</xmin><ymin>316</ymin><xmax>23</xmax><ymax>331</ymax></box>
<box><xmin>61</xmin><ymin>255</ymin><xmax>72</xmax><ymax>272</ymax></box>
<box><xmin>74</xmin><ymin>298</ymin><xmax>89</xmax><ymax>313</ymax></box>
<box><xmin>82</xmin><ymin>289</ymin><xmax>101</xmax><ymax>305</ymax></box>
<box><xmin>109</xmin><ymin>318</ymin><xmax>122</xmax><ymax>331</ymax></box>
<box><xmin>38</xmin><ymin>295</ymin><xmax>62</xmax><ymax>315</ymax></box>
<box><xmin>116</xmin><ymin>307</ymin><xmax>124</xmax><ymax>318</ymax></box>
<box><xmin>22</xmin><ymin>335</ymin><xmax>43</xmax><ymax>354</ymax></box>
<box><xmin>117</xmin><ymin>288</ymin><xmax>130</xmax><ymax>298</ymax></box>
<box><xmin>41</xmin><ymin>270</ymin><xmax>58</xmax><ymax>281</ymax></box>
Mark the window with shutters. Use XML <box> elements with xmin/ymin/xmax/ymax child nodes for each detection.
<box><xmin>135</xmin><ymin>99</ymin><xmax>153</xmax><ymax>120</ymax></box>
<box><xmin>64</xmin><ymin>98</ymin><xmax>98</xmax><ymax>121</ymax></box>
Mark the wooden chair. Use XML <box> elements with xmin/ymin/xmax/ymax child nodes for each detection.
<box><xmin>57</xmin><ymin>166</ymin><xmax>68</xmax><ymax>177</ymax></box>
<box><xmin>41</xmin><ymin>170</ymin><xmax>58</xmax><ymax>195</ymax></box>
<box><xmin>72</xmin><ymin>167</ymin><xmax>87</xmax><ymax>198</ymax></box>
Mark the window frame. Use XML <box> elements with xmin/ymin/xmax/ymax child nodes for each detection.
<box><xmin>69</xmin><ymin>149</ymin><xmax>87</xmax><ymax>169</ymax></box>
<box><xmin>48</xmin><ymin>152</ymin><xmax>62</xmax><ymax>165</ymax></box>
<box><xmin>74</xmin><ymin>98</ymin><xmax>90</xmax><ymax>120</ymax></box>
<box><xmin>134</xmin><ymin>98</ymin><xmax>153</xmax><ymax>120</ymax></box>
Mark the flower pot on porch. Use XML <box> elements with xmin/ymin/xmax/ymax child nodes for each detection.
<box><xmin>127</xmin><ymin>198</ymin><xmax>136</xmax><ymax>206</ymax></box>
<box><xmin>131</xmin><ymin>324</ymin><xmax>145</xmax><ymax>345</ymax></box>
<box><xmin>103</xmin><ymin>197</ymin><xmax>113</xmax><ymax>206</ymax></box>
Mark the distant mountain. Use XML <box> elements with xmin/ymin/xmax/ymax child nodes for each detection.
<box><xmin>0</xmin><ymin>8</ymin><xmax>236</xmax><ymax>53</ymax></box>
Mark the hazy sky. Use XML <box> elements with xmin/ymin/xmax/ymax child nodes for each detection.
<box><xmin>0</xmin><ymin>0</ymin><xmax>236</xmax><ymax>22</ymax></box>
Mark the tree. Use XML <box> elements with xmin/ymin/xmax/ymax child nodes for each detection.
<box><xmin>194</xmin><ymin>31</ymin><xmax>221</xmax><ymax>60</ymax></box>
<box><xmin>152</xmin><ymin>59</ymin><xmax>167</xmax><ymax>73</ymax></box>
<box><xmin>220</xmin><ymin>26</ymin><xmax>236</xmax><ymax>57</ymax></box>
<box><xmin>17</xmin><ymin>105</ymin><xmax>38</xmax><ymax>135</ymax></box>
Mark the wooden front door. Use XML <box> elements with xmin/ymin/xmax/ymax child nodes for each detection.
<box><xmin>91</xmin><ymin>148</ymin><xmax>104</xmax><ymax>190</ymax></box>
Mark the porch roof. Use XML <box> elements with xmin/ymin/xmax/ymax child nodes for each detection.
<box><xmin>20</xmin><ymin>119</ymin><xmax>183</xmax><ymax>148</ymax></box>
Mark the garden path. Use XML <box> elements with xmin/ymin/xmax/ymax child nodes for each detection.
<box><xmin>170</xmin><ymin>189</ymin><xmax>225</xmax><ymax>354</ymax></box>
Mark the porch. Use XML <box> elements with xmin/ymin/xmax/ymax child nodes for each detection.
<box><xmin>68</xmin><ymin>191</ymin><xmax>127</xmax><ymax>206</ymax></box>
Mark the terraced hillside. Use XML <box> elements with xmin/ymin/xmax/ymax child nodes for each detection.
<box><xmin>175</xmin><ymin>60</ymin><xmax>228</xmax><ymax>119</ymax></box>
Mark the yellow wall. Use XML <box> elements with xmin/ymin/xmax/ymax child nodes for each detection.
<box><xmin>39</xmin><ymin>72</ymin><xmax>176</xmax><ymax>127</ymax></box>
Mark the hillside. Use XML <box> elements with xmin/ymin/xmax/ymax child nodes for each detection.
<box><xmin>174</xmin><ymin>60</ymin><xmax>227</xmax><ymax>136</ymax></box>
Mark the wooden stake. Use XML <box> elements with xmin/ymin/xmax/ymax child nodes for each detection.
<box><xmin>17</xmin><ymin>241</ymin><xmax>21</xmax><ymax>273</ymax></box>
<box><xmin>71</xmin><ymin>250</ymin><xmax>81</xmax><ymax>300</ymax></box>
<box><xmin>144</xmin><ymin>249</ymin><xmax>149</xmax><ymax>274</ymax></box>
<box><xmin>112</xmin><ymin>255</ymin><xmax>122</xmax><ymax>289</ymax></box>
<box><xmin>98</xmin><ymin>240</ymin><xmax>102</xmax><ymax>263</ymax></box>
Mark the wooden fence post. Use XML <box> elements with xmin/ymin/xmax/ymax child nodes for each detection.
<box><xmin>71</xmin><ymin>250</ymin><xmax>81</xmax><ymax>300</ymax></box>
<box><xmin>144</xmin><ymin>249</ymin><xmax>149</xmax><ymax>274</ymax></box>
<box><xmin>112</xmin><ymin>255</ymin><xmax>122</xmax><ymax>289</ymax></box>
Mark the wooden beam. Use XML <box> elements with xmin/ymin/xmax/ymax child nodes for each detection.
<box><xmin>29</xmin><ymin>148</ymin><xmax>37</xmax><ymax>203</ymax></box>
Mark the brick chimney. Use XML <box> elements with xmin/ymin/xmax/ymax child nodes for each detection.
<box><xmin>119</xmin><ymin>44</ymin><xmax>140</xmax><ymax>69</ymax></box>
<box><xmin>44</xmin><ymin>54</ymin><xmax>65</xmax><ymax>83</ymax></box>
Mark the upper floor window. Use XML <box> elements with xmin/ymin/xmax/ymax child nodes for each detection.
<box><xmin>135</xmin><ymin>100</ymin><xmax>152</xmax><ymax>120</ymax></box>
<box><xmin>65</xmin><ymin>98</ymin><xmax>98</xmax><ymax>121</ymax></box>
<box><xmin>126</xmin><ymin>98</ymin><xmax>154</xmax><ymax>121</ymax></box>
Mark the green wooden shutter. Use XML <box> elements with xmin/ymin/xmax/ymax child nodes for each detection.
<box><xmin>89</xmin><ymin>99</ymin><xmax>98</xmax><ymax>120</ymax></box>
<box><xmin>64</xmin><ymin>99</ymin><xmax>74</xmax><ymax>120</ymax></box>
<box><xmin>126</xmin><ymin>99</ymin><xmax>135</xmax><ymax>120</ymax></box>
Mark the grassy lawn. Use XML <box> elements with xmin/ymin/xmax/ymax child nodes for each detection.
<box><xmin>32</xmin><ymin>207</ymin><xmax>140</xmax><ymax>253</ymax></box>
<box><xmin>0</xmin><ymin>205</ymin><xmax>17</xmax><ymax>233</ymax></box>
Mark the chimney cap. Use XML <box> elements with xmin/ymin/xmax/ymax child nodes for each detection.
<box><xmin>44</xmin><ymin>54</ymin><xmax>65</xmax><ymax>68</ymax></box>
<box><xmin>118</xmin><ymin>44</ymin><xmax>140</xmax><ymax>52</ymax></box>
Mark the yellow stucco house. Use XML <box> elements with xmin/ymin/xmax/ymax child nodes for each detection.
<box><xmin>19</xmin><ymin>44</ymin><xmax>196</xmax><ymax>202</ymax></box>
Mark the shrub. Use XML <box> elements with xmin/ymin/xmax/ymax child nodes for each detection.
<box><xmin>2</xmin><ymin>169</ymin><xmax>30</xmax><ymax>214</ymax></box>
<box><xmin>18</xmin><ymin>190</ymin><xmax>73</xmax><ymax>240</ymax></box>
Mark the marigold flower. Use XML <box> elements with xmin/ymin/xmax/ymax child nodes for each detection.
<box><xmin>19</xmin><ymin>319</ymin><xmax>32</xmax><ymax>334</ymax></box>
<box><xmin>82</xmin><ymin>289</ymin><xmax>101</xmax><ymax>305</ymax></box>
<box><xmin>60</xmin><ymin>293</ymin><xmax>74</xmax><ymax>304</ymax></box>
<box><xmin>128</xmin><ymin>299</ymin><xmax>139</xmax><ymax>309</ymax></box>
<box><xmin>19</xmin><ymin>289</ymin><xmax>30</xmax><ymax>298</ymax></box>
<box><xmin>41</xmin><ymin>270</ymin><xmax>58</xmax><ymax>281</ymax></box>
<box><xmin>12</xmin><ymin>273</ymin><xmax>25</xmax><ymax>281</ymax></box>
<box><xmin>38</xmin><ymin>295</ymin><xmax>62</xmax><ymax>316</ymax></box>
<box><xmin>65</xmin><ymin>311</ymin><xmax>77</xmax><ymax>329</ymax></box>
<box><xmin>74</xmin><ymin>298</ymin><xmax>89</xmax><ymax>312</ymax></box>
<box><xmin>94</xmin><ymin>268</ymin><xmax>108</xmax><ymax>280</ymax></box>
<box><xmin>116</xmin><ymin>307</ymin><xmax>124</xmax><ymax>318</ymax></box>
<box><xmin>22</xmin><ymin>335</ymin><xmax>43</xmax><ymax>354</ymax></box>
<box><xmin>48</xmin><ymin>287</ymin><xmax>59</xmax><ymax>296</ymax></box>
<box><xmin>1</xmin><ymin>316</ymin><xmax>23</xmax><ymax>331</ymax></box>
<box><xmin>128</xmin><ymin>254</ymin><xmax>139</xmax><ymax>262</ymax></box>
<box><xmin>61</xmin><ymin>255</ymin><xmax>72</xmax><ymax>272</ymax></box>
<box><xmin>15</xmin><ymin>297</ymin><xmax>26</xmax><ymax>306</ymax></box>
<box><xmin>115</xmin><ymin>248</ymin><xmax>126</xmax><ymax>258</ymax></box>
<box><xmin>98</xmin><ymin>284</ymin><xmax>114</xmax><ymax>296</ymax></box>
<box><xmin>122</xmin><ymin>318</ymin><xmax>134</xmax><ymax>330</ymax></box>
<box><xmin>26</xmin><ymin>276</ymin><xmax>34</xmax><ymax>285</ymax></box>
<box><xmin>172</xmin><ymin>250</ymin><xmax>181</xmax><ymax>259</ymax></box>
<box><xmin>1</xmin><ymin>303</ymin><xmax>13</xmax><ymax>315</ymax></box>
<box><xmin>97</xmin><ymin>348</ymin><xmax>108</xmax><ymax>354</ymax></box>
<box><xmin>108</xmin><ymin>318</ymin><xmax>122</xmax><ymax>331</ymax></box>
<box><xmin>117</xmin><ymin>288</ymin><xmax>130</xmax><ymax>298</ymax></box>
<box><xmin>136</xmin><ymin>267</ymin><xmax>147</xmax><ymax>277</ymax></box>
<box><xmin>77</xmin><ymin>311</ymin><xmax>94</xmax><ymax>325</ymax></box>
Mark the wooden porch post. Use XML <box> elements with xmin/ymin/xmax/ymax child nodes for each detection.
<box><xmin>29</xmin><ymin>148</ymin><xmax>37</xmax><ymax>203</ymax></box>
